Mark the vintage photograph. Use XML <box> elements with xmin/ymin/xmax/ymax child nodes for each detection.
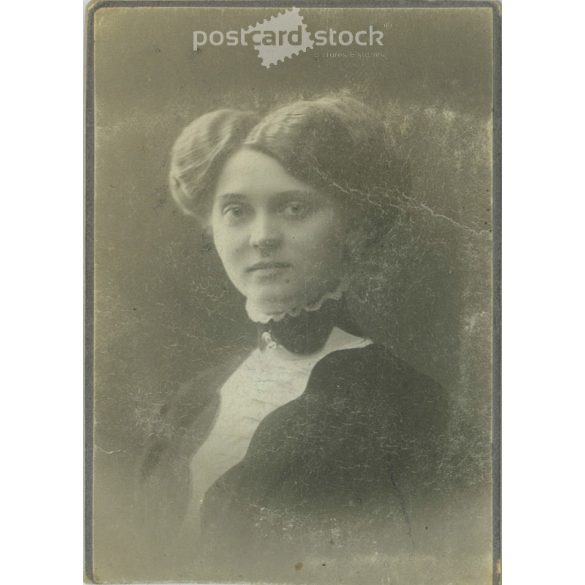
<box><xmin>86</xmin><ymin>3</ymin><xmax>499</xmax><ymax>584</ymax></box>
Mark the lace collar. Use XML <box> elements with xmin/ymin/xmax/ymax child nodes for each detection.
<box><xmin>245</xmin><ymin>279</ymin><xmax>349</xmax><ymax>325</ymax></box>
<box><xmin>247</xmin><ymin>282</ymin><xmax>364</xmax><ymax>355</ymax></box>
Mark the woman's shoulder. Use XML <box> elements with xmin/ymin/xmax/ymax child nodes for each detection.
<box><xmin>166</xmin><ymin>350</ymin><xmax>250</xmax><ymax>421</ymax></box>
<box><xmin>140</xmin><ymin>348</ymin><xmax>251</xmax><ymax>479</ymax></box>
<box><xmin>308</xmin><ymin>342</ymin><xmax>450</xmax><ymax>437</ymax></box>
<box><xmin>313</xmin><ymin>342</ymin><xmax>447</xmax><ymax>399</ymax></box>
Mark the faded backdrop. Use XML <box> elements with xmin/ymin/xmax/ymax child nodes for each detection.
<box><xmin>90</xmin><ymin>6</ymin><xmax>494</xmax><ymax>582</ymax></box>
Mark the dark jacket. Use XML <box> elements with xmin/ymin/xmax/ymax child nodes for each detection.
<box><xmin>138</xmin><ymin>342</ymin><xmax>450</xmax><ymax>582</ymax></box>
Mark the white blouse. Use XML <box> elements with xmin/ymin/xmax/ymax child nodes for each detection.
<box><xmin>188</xmin><ymin>327</ymin><xmax>372</xmax><ymax>524</ymax></box>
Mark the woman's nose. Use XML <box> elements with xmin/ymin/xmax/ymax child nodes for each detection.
<box><xmin>249</xmin><ymin>212</ymin><xmax>282</xmax><ymax>251</ymax></box>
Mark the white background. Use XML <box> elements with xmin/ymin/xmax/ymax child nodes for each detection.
<box><xmin>0</xmin><ymin>0</ymin><xmax>583</xmax><ymax>583</ymax></box>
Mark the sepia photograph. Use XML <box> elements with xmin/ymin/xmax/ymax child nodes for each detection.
<box><xmin>86</xmin><ymin>3</ymin><xmax>499</xmax><ymax>584</ymax></box>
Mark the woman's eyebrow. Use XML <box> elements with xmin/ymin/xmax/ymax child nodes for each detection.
<box><xmin>272</xmin><ymin>189</ymin><xmax>321</xmax><ymax>201</ymax></box>
<box><xmin>216</xmin><ymin>192</ymin><xmax>247</xmax><ymax>203</ymax></box>
<box><xmin>217</xmin><ymin>189</ymin><xmax>321</xmax><ymax>203</ymax></box>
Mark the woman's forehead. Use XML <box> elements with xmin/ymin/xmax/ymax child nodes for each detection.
<box><xmin>214</xmin><ymin>148</ymin><xmax>321</xmax><ymax>201</ymax></box>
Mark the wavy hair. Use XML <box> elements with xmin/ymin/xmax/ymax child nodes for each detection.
<box><xmin>169</xmin><ymin>93</ymin><xmax>409</xmax><ymax>254</ymax></box>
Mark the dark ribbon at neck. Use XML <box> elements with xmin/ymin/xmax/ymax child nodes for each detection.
<box><xmin>256</xmin><ymin>296</ymin><xmax>363</xmax><ymax>355</ymax></box>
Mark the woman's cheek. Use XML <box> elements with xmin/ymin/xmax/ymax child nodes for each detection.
<box><xmin>214</xmin><ymin>224</ymin><xmax>239</xmax><ymax>257</ymax></box>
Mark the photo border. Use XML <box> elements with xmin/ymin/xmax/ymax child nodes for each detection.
<box><xmin>84</xmin><ymin>2</ymin><xmax>502</xmax><ymax>581</ymax></box>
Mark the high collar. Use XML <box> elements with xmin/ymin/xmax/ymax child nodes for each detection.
<box><xmin>245</xmin><ymin>278</ymin><xmax>349</xmax><ymax>324</ymax></box>
<box><xmin>254</xmin><ymin>295</ymin><xmax>363</xmax><ymax>355</ymax></box>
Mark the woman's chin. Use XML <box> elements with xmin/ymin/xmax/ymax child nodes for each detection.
<box><xmin>245</xmin><ymin>287</ymin><xmax>307</xmax><ymax>315</ymax></box>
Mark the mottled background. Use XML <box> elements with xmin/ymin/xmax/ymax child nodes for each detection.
<box><xmin>90</xmin><ymin>5</ymin><xmax>494</xmax><ymax>583</ymax></box>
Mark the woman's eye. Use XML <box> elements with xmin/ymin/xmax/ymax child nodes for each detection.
<box><xmin>222</xmin><ymin>205</ymin><xmax>247</xmax><ymax>221</ymax></box>
<box><xmin>283</xmin><ymin>201</ymin><xmax>310</xmax><ymax>217</ymax></box>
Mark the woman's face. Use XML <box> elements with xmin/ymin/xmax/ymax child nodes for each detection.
<box><xmin>210</xmin><ymin>148</ymin><xmax>347</xmax><ymax>315</ymax></box>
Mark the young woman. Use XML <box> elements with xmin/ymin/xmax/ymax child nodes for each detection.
<box><xmin>139</xmin><ymin>94</ymin><xmax>450</xmax><ymax>582</ymax></box>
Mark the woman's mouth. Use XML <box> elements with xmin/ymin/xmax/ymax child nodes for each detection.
<box><xmin>247</xmin><ymin>261</ymin><xmax>292</xmax><ymax>272</ymax></box>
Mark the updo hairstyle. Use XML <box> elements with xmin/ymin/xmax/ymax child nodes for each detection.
<box><xmin>169</xmin><ymin>94</ymin><xmax>409</xmax><ymax>255</ymax></box>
